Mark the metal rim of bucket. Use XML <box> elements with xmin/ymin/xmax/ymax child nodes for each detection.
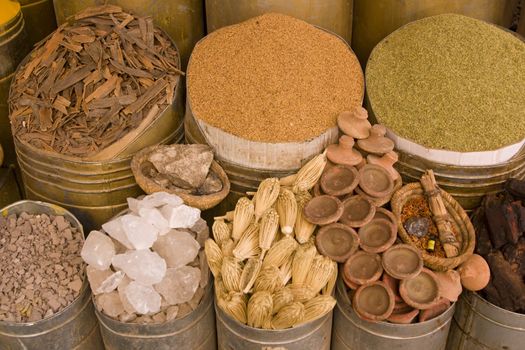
<box><xmin>463</xmin><ymin>292</ymin><xmax>525</xmax><ymax>328</ymax></box>
<box><xmin>0</xmin><ymin>200</ymin><xmax>90</xmax><ymax>330</ymax></box>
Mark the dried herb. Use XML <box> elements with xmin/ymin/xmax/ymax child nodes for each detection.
<box><xmin>9</xmin><ymin>5</ymin><xmax>182</xmax><ymax>158</ymax></box>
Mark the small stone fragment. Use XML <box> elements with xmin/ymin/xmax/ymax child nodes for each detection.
<box><xmin>161</xmin><ymin>204</ymin><xmax>200</xmax><ymax>229</ymax></box>
<box><xmin>96</xmin><ymin>271</ymin><xmax>125</xmax><ymax>294</ymax></box>
<box><xmin>67</xmin><ymin>278</ymin><xmax>83</xmax><ymax>293</ymax></box>
<box><xmin>98</xmin><ymin>291</ymin><xmax>125</xmax><ymax>318</ymax></box>
<box><xmin>87</xmin><ymin>266</ymin><xmax>114</xmax><ymax>295</ymax></box>
<box><xmin>197</xmin><ymin>171</ymin><xmax>223</xmax><ymax>194</ymax></box>
<box><xmin>112</xmin><ymin>250</ymin><xmax>166</xmax><ymax>285</ymax></box>
<box><xmin>140</xmin><ymin>192</ymin><xmax>183</xmax><ymax>209</ymax></box>
<box><xmin>166</xmin><ymin>305</ymin><xmax>179</xmax><ymax>321</ymax></box>
<box><xmin>190</xmin><ymin>218</ymin><xmax>209</xmax><ymax>246</ymax></box>
<box><xmin>121</xmin><ymin>214</ymin><xmax>159</xmax><ymax>250</ymax></box>
<box><xmin>404</xmin><ymin>217</ymin><xmax>431</xmax><ymax>238</ymax></box>
<box><xmin>152</xmin><ymin>312</ymin><xmax>167</xmax><ymax>324</ymax></box>
<box><xmin>154</xmin><ymin>266</ymin><xmax>200</xmax><ymax>305</ymax></box>
<box><xmin>117</xmin><ymin>276</ymin><xmax>136</xmax><ymax>314</ymax></box>
<box><xmin>153</xmin><ymin>230</ymin><xmax>200</xmax><ymax>268</ymax></box>
<box><xmin>125</xmin><ymin>281</ymin><xmax>162</xmax><ymax>314</ymax></box>
<box><xmin>81</xmin><ymin>231</ymin><xmax>116</xmax><ymax>270</ymax></box>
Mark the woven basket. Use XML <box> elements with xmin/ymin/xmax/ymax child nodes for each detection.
<box><xmin>391</xmin><ymin>182</ymin><xmax>475</xmax><ymax>271</ymax></box>
<box><xmin>131</xmin><ymin>145</ymin><xmax>230</xmax><ymax>210</ymax></box>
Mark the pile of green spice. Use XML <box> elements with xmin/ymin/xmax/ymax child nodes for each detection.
<box><xmin>187</xmin><ymin>13</ymin><xmax>364</xmax><ymax>143</ymax></box>
<box><xmin>366</xmin><ymin>14</ymin><xmax>525</xmax><ymax>152</ymax></box>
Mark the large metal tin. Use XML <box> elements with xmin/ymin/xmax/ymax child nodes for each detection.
<box><xmin>19</xmin><ymin>0</ymin><xmax>57</xmax><ymax>46</ymax></box>
<box><xmin>52</xmin><ymin>0</ymin><xmax>205</xmax><ymax>69</ymax></box>
<box><xmin>0</xmin><ymin>200</ymin><xmax>103</xmax><ymax>349</ymax></box>
<box><xmin>332</xmin><ymin>277</ymin><xmax>455</xmax><ymax>350</ymax></box>
<box><xmin>215</xmin><ymin>301</ymin><xmax>332</xmax><ymax>350</ymax></box>
<box><xmin>446</xmin><ymin>292</ymin><xmax>525</xmax><ymax>350</ymax></box>
<box><xmin>352</xmin><ymin>0</ymin><xmax>518</xmax><ymax>67</ymax></box>
<box><xmin>205</xmin><ymin>0</ymin><xmax>353</xmax><ymax>44</ymax></box>
<box><xmin>96</xmin><ymin>280</ymin><xmax>216</xmax><ymax>350</ymax></box>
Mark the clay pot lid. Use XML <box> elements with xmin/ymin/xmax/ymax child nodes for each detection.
<box><xmin>303</xmin><ymin>195</ymin><xmax>343</xmax><ymax>225</ymax></box>
<box><xmin>352</xmin><ymin>281</ymin><xmax>395</xmax><ymax>322</ymax></box>
<box><xmin>356</xmin><ymin>124</ymin><xmax>395</xmax><ymax>155</ymax></box>
<box><xmin>359</xmin><ymin>164</ymin><xmax>394</xmax><ymax>198</ymax></box>
<box><xmin>382</xmin><ymin>272</ymin><xmax>403</xmax><ymax>303</ymax></box>
<box><xmin>316</xmin><ymin>223</ymin><xmax>360</xmax><ymax>263</ymax></box>
<box><xmin>374</xmin><ymin>208</ymin><xmax>398</xmax><ymax>227</ymax></box>
<box><xmin>358</xmin><ymin>219</ymin><xmax>397</xmax><ymax>254</ymax></box>
<box><xmin>340</xmin><ymin>195</ymin><xmax>376</xmax><ymax>228</ymax></box>
<box><xmin>387</xmin><ymin>308</ymin><xmax>419</xmax><ymax>324</ymax></box>
<box><xmin>320</xmin><ymin>165</ymin><xmax>359</xmax><ymax>197</ymax></box>
<box><xmin>355</xmin><ymin>187</ymin><xmax>391</xmax><ymax>207</ymax></box>
<box><xmin>382</xmin><ymin>244</ymin><xmax>423</xmax><ymax>280</ymax></box>
<box><xmin>342</xmin><ymin>269</ymin><xmax>360</xmax><ymax>290</ymax></box>
<box><xmin>399</xmin><ymin>268</ymin><xmax>441</xmax><ymax>310</ymax></box>
<box><xmin>343</xmin><ymin>251</ymin><xmax>383</xmax><ymax>285</ymax></box>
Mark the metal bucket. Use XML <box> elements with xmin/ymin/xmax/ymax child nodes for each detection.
<box><xmin>332</xmin><ymin>277</ymin><xmax>455</xmax><ymax>350</ymax></box>
<box><xmin>95</xmin><ymin>281</ymin><xmax>216</xmax><ymax>350</ymax></box>
<box><xmin>0</xmin><ymin>6</ymin><xmax>30</xmax><ymax>168</ymax></box>
<box><xmin>205</xmin><ymin>0</ymin><xmax>353</xmax><ymax>44</ymax></box>
<box><xmin>0</xmin><ymin>200</ymin><xmax>104</xmax><ymax>349</ymax></box>
<box><xmin>446</xmin><ymin>292</ymin><xmax>525</xmax><ymax>350</ymax></box>
<box><xmin>19</xmin><ymin>0</ymin><xmax>57</xmax><ymax>46</ymax></box>
<box><xmin>52</xmin><ymin>0</ymin><xmax>205</xmax><ymax>69</ymax></box>
<box><xmin>215</xmin><ymin>301</ymin><xmax>333</xmax><ymax>350</ymax></box>
<box><xmin>352</xmin><ymin>0</ymin><xmax>518</xmax><ymax>66</ymax></box>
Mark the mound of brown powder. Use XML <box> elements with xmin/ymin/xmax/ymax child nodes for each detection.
<box><xmin>187</xmin><ymin>13</ymin><xmax>364</xmax><ymax>143</ymax></box>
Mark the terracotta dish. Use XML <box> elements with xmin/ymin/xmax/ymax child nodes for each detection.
<box><xmin>353</xmin><ymin>281</ymin><xmax>395</xmax><ymax>322</ymax></box>
<box><xmin>320</xmin><ymin>165</ymin><xmax>359</xmax><ymax>197</ymax></box>
<box><xmin>382</xmin><ymin>244</ymin><xmax>423</xmax><ymax>280</ymax></box>
<box><xmin>343</xmin><ymin>251</ymin><xmax>383</xmax><ymax>285</ymax></box>
<box><xmin>358</xmin><ymin>219</ymin><xmax>397</xmax><ymax>253</ymax></box>
<box><xmin>316</xmin><ymin>223</ymin><xmax>360</xmax><ymax>262</ymax></box>
<box><xmin>340</xmin><ymin>195</ymin><xmax>376</xmax><ymax>228</ymax></box>
<box><xmin>359</xmin><ymin>164</ymin><xmax>394</xmax><ymax>198</ymax></box>
<box><xmin>399</xmin><ymin>268</ymin><xmax>441</xmax><ymax>310</ymax></box>
<box><xmin>303</xmin><ymin>195</ymin><xmax>343</xmax><ymax>225</ymax></box>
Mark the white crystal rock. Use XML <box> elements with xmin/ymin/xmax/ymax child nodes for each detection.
<box><xmin>125</xmin><ymin>281</ymin><xmax>162</xmax><ymax>314</ymax></box>
<box><xmin>127</xmin><ymin>197</ymin><xmax>141</xmax><ymax>214</ymax></box>
<box><xmin>86</xmin><ymin>266</ymin><xmax>113</xmax><ymax>295</ymax></box>
<box><xmin>190</xmin><ymin>218</ymin><xmax>209</xmax><ymax>246</ymax></box>
<box><xmin>117</xmin><ymin>275</ymin><xmax>136</xmax><ymax>314</ymax></box>
<box><xmin>121</xmin><ymin>214</ymin><xmax>159</xmax><ymax>250</ymax></box>
<box><xmin>152</xmin><ymin>230</ymin><xmax>200</xmax><ymax>268</ymax></box>
<box><xmin>138</xmin><ymin>207</ymin><xmax>170</xmax><ymax>236</ymax></box>
<box><xmin>154</xmin><ymin>266</ymin><xmax>201</xmax><ymax>305</ymax></box>
<box><xmin>81</xmin><ymin>231</ymin><xmax>116</xmax><ymax>270</ymax></box>
<box><xmin>130</xmin><ymin>192</ymin><xmax>183</xmax><ymax>212</ymax></box>
<box><xmin>160</xmin><ymin>204</ymin><xmax>201</xmax><ymax>229</ymax></box>
<box><xmin>98</xmin><ymin>291</ymin><xmax>125</xmax><ymax>318</ymax></box>
<box><xmin>96</xmin><ymin>270</ymin><xmax>125</xmax><ymax>294</ymax></box>
<box><xmin>112</xmin><ymin>250</ymin><xmax>166</xmax><ymax>285</ymax></box>
<box><xmin>102</xmin><ymin>218</ymin><xmax>134</xmax><ymax>249</ymax></box>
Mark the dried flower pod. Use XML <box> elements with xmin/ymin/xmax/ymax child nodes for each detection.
<box><xmin>204</xmin><ymin>238</ymin><xmax>222</xmax><ymax>278</ymax></box>
<box><xmin>212</xmin><ymin>220</ymin><xmax>231</xmax><ymax>245</ymax></box>
<box><xmin>279</xmin><ymin>174</ymin><xmax>297</xmax><ymax>187</ymax></box>
<box><xmin>259</xmin><ymin>208</ymin><xmax>279</xmax><ymax>253</ymax></box>
<box><xmin>214</xmin><ymin>210</ymin><xmax>234</xmax><ymax>221</ymax></box>
<box><xmin>262</xmin><ymin>235</ymin><xmax>298</xmax><ymax>268</ymax></box>
<box><xmin>295</xmin><ymin>192</ymin><xmax>316</xmax><ymax>244</ymax></box>
<box><xmin>240</xmin><ymin>257</ymin><xmax>263</xmax><ymax>294</ymax></box>
<box><xmin>276</xmin><ymin>188</ymin><xmax>298</xmax><ymax>235</ymax></box>
<box><xmin>288</xmin><ymin>284</ymin><xmax>316</xmax><ymax>303</ymax></box>
<box><xmin>221</xmin><ymin>257</ymin><xmax>243</xmax><ymax>292</ymax></box>
<box><xmin>279</xmin><ymin>255</ymin><xmax>293</xmax><ymax>286</ymax></box>
<box><xmin>292</xmin><ymin>152</ymin><xmax>327</xmax><ymax>194</ymax></box>
<box><xmin>233</xmin><ymin>224</ymin><xmax>261</xmax><ymax>260</ymax></box>
<box><xmin>232</xmin><ymin>197</ymin><xmax>254</xmax><ymax>241</ymax></box>
<box><xmin>254</xmin><ymin>265</ymin><xmax>284</xmax><ymax>293</ymax></box>
<box><xmin>292</xmin><ymin>242</ymin><xmax>317</xmax><ymax>286</ymax></box>
<box><xmin>253</xmin><ymin>178</ymin><xmax>280</xmax><ymax>221</ymax></box>
<box><xmin>218</xmin><ymin>291</ymin><xmax>247</xmax><ymax>324</ymax></box>
<box><xmin>271</xmin><ymin>302</ymin><xmax>305</xmax><ymax>329</ymax></box>
<box><xmin>322</xmin><ymin>261</ymin><xmax>338</xmax><ymax>296</ymax></box>
<box><xmin>272</xmin><ymin>287</ymin><xmax>294</xmax><ymax>314</ymax></box>
<box><xmin>301</xmin><ymin>295</ymin><xmax>336</xmax><ymax>324</ymax></box>
<box><xmin>214</xmin><ymin>277</ymin><xmax>227</xmax><ymax>299</ymax></box>
<box><xmin>305</xmin><ymin>255</ymin><xmax>336</xmax><ymax>295</ymax></box>
<box><xmin>247</xmin><ymin>291</ymin><xmax>273</xmax><ymax>328</ymax></box>
<box><xmin>221</xmin><ymin>238</ymin><xmax>235</xmax><ymax>257</ymax></box>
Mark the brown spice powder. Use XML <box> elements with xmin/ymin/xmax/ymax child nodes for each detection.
<box><xmin>187</xmin><ymin>13</ymin><xmax>364</xmax><ymax>143</ymax></box>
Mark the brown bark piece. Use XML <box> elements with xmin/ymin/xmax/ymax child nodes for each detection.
<box><xmin>486</xmin><ymin>205</ymin><xmax>509</xmax><ymax>250</ymax></box>
<box><xmin>485</xmin><ymin>251</ymin><xmax>525</xmax><ymax>312</ymax></box>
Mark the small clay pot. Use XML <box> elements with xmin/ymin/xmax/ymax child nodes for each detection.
<box><xmin>357</xmin><ymin>124</ymin><xmax>395</xmax><ymax>155</ymax></box>
<box><xmin>359</xmin><ymin>164</ymin><xmax>394</xmax><ymax>198</ymax></box>
<box><xmin>343</xmin><ymin>270</ymin><xmax>360</xmax><ymax>290</ymax></box>
<box><xmin>393</xmin><ymin>300</ymin><xmax>413</xmax><ymax>314</ymax></box>
<box><xmin>374</xmin><ymin>208</ymin><xmax>398</xmax><ymax>227</ymax></box>
<box><xmin>382</xmin><ymin>244</ymin><xmax>423</xmax><ymax>280</ymax></box>
<box><xmin>326</xmin><ymin>136</ymin><xmax>363</xmax><ymax>167</ymax></box>
<box><xmin>353</xmin><ymin>281</ymin><xmax>395</xmax><ymax>322</ymax></box>
<box><xmin>457</xmin><ymin>254</ymin><xmax>490</xmax><ymax>291</ymax></box>
<box><xmin>320</xmin><ymin>165</ymin><xmax>359</xmax><ymax>197</ymax></box>
<box><xmin>358</xmin><ymin>219</ymin><xmax>397</xmax><ymax>253</ymax></box>
<box><xmin>399</xmin><ymin>268</ymin><xmax>441</xmax><ymax>310</ymax></box>
<box><xmin>367</xmin><ymin>151</ymin><xmax>401</xmax><ymax>181</ymax></box>
<box><xmin>387</xmin><ymin>308</ymin><xmax>419</xmax><ymax>324</ymax></box>
<box><xmin>343</xmin><ymin>251</ymin><xmax>383</xmax><ymax>285</ymax></box>
<box><xmin>434</xmin><ymin>270</ymin><xmax>462</xmax><ymax>302</ymax></box>
<box><xmin>419</xmin><ymin>298</ymin><xmax>451</xmax><ymax>322</ymax></box>
<box><xmin>340</xmin><ymin>195</ymin><xmax>376</xmax><ymax>228</ymax></box>
<box><xmin>313</xmin><ymin>182</ymin><xmax>324</xmax><ymax>197</ymax></box>
<box><xmin>316</xmin><ymin>223</ymin><xmax>360</xmax><ymax>263</ymax></box>
<box><xmin>303</xmin><ymin>195</ymin><xmax>343</xmax><ymax>225</ymax></box>
<box><xmin>355</xmin><ymin>187</ymin><xmax>391</xmax><ymax>207</ymax></box>
<box><xmin>382</xmin><ymin>273</ymin><xmax>403</xmax><ymax>303</ymax></box>
<box><xmin>337</xmin><ymin>107</ymin><xmax>372</xmax><ymax>139</ymax></box>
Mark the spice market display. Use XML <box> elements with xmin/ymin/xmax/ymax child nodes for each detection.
<box><xmin>1</xmin><ymin>1</ymin><xmax>525</xmax><ymax>349</ymax></box>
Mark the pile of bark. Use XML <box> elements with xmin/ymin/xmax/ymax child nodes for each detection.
<box><xmin>472</xmin><ymin>178</ymin><xmax>525</xmax><ymax>313</ymax></box>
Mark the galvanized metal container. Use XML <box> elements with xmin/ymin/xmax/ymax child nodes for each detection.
<box><xmin>19</xmin><ymin>0</ymin><xmax>57</xmax><ymax>46</ymax></box>
<box><xmin>0</xmin><ymin>165</ymin><xmax>22</xmax><ymax>208</ymax></box>
<box><xmin>205</xmin><ymin>0</ymin><xmax>354</xmax><ymax>44</ymax></box>
<box><xmin>52</xmin><ymin>0</ymin><xmax>205</xmax><ymax>69</ymax></box>
<box><xmin>332</xmin><ymin>277</ymin><xmax>455</xmax><ymax>350</ymax></box>
<box><xmin>215</xmin><ymin>301</ymin><xmax>332</xmax><ymax>349</ymax></box>
<box><xmin>0</xmin><ymin>6</ymin><xmax>30</xmax><ymax>168</ymax></box>
<box><xmin>352</xmin><ymin>0</ymin><xmax>518</xmax><ymax>66</ymax></box>
<box><xmin>95</xmin><ymin>280</ymin><xmax>216</xmax><ymax>350</ymax></box>
<box><xmin>0</xmin><ymin>200</ymin><xmax>104</xmax><ymax>349</ymax></box>
<box><xmin>446</xmin><ymin>292</ymin><xmax>525</xmax><ymax>350</ymax></box>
